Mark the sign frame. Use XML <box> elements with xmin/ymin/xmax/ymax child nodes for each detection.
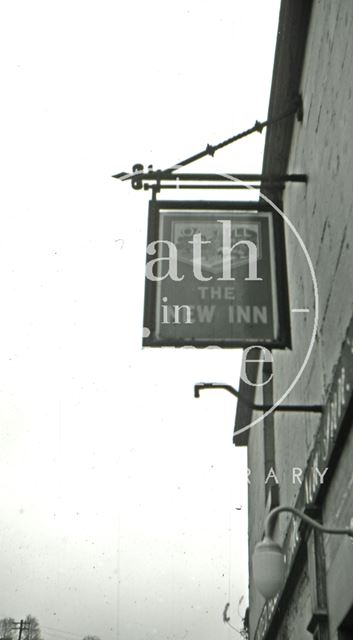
<box><xmin>143</xmin><ymin>200</ymin><xmax>291</xmax><ymax>349</ymax></box>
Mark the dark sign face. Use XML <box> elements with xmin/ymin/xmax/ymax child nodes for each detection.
<box><xmin>143</xmin><ymin>201</ymin><xmax>290</xmax><ymax>348</ymax></box>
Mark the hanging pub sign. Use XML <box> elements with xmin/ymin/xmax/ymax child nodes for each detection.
<box><xmin>142</xmin><ymin>200</ymin><xmax>291</xmax><ymax>348</ymax></box>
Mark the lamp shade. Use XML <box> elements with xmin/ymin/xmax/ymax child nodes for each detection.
<box><xmin>252</xmin><ymin>536</ymin><xmax>286</xmax><ymax>599</ymax></box>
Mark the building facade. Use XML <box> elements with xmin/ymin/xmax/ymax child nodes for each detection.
<box><xmin>234</xmin><ymin>1</ymin><xmax>353</xmax><ymax>638</ymax></box>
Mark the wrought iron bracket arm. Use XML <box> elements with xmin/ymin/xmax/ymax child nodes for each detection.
<box><xmin>113</xmin><ymin>167</ymin><xmax>307</xmax><ymax>192</ymax></box>
<box><xmin>265</xmin><ymin>505</ymin><xmax>353</xmax><ymax>539</ymax></box>
<box><xmin>193</xmin><ymin>382</ymin><xmax>322</xmax><ymax>413</ymax></box>
<box><xmin>113</xmin><ymin>96</ymin><xmax>304</xmax><ymax>188</ymax></box>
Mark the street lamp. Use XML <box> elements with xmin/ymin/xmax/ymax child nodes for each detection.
<box><xmin>252</xmin><ymin>506</ymin><xmax>353</xmax><ymax>600</ymax></box>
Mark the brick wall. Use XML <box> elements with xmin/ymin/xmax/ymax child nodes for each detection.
<box><xmin>274</xmin><ymin>0</ymin><xmax>353</xmax><ymax>529</ymax></box>
<box><xmin>248</xmin><ymin>0</ymin><xmax>353</xmax><ymax>637</ymax></box>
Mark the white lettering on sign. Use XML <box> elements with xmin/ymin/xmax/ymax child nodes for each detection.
<box><xmin>198</xmin><ymin>286</ymin><xmax>236</xmax><ymax>300</ymax></box>
<box><xmin>228</xmin><ymin>305</ymin><xmax>268</xmax><ymax>324</ymax></box>
<box><xmin>195</xmin><ymin>305</ymin><xmax>216</xmax><ymax>323</ymax></box>
<box><xmin>210</xmin><ymin>287</ymin><xmax>223</xmax><ymax>300</ymax></box>
<box><xmin>160</xmin><ymin>303</ymin><xmax>268</xmax><ymax>326</ymax></box>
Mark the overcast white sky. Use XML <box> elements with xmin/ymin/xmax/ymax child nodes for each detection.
<box><xmin>0</xmin><ymin>2</ymin><xmax>280</xmax><ymax>640</ymax></box>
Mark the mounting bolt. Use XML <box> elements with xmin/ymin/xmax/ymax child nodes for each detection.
<box><xmin>132</xmin><ymin>163</ymin><xmax>144</xmax><ymax>190</ymax></box>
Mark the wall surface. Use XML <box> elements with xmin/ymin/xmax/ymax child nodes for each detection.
<box><xmin>248</xmin><ymin>0</ymin><xmax>353</xmax><ymax>638</ymax></box>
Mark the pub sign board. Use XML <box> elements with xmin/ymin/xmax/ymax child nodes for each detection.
<box><xmin>143</xmin><ymin>200</ymin><xmax>291</xmax><ymax>348</ymax></box>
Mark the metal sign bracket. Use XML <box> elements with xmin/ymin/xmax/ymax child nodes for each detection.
<box><xmin>113</xmin><ymin>95</ymin><xmax>306</xmax><ymax>195</ymax></box>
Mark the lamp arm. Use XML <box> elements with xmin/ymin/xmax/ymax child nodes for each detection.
<box><xmin>194</xmin><ymin>383</ymin><xmax>322</xmax><ymax>413</ymax></box>
<box><xmin>265</xmin><ymin>505</ymin><xmax>353</xmax><ymax>539</ymax></box>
